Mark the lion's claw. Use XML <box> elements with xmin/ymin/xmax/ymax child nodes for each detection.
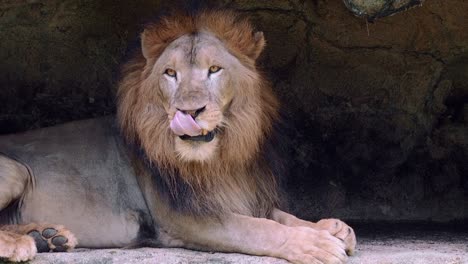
<box><xmin>316</xmin><ymin>219</ymin><xmax>356</xmax><ymax>256</ymax></box>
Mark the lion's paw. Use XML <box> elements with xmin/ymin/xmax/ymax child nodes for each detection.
<box><xmin>316</xmin><ymin>219</ymin><xmax>356</xmax><ymax>256</ymax></box>
<box><xmin>27</xmin><ymin>225</ymin><xmax>77</xmax><ymax>253</ymax></box>
<box><xmin>0</xmin><ymin>231</ymin><xmax>37</xmax><ymax>262</ymax></box>
<box><xmin>280</xmin><ymin>227</ymin><xmax>347</xmax><ymax>264</ymax></box>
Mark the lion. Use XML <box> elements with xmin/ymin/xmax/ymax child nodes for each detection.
<box><xmin>0</xmin><ymin>10</ymin><xmax>356</xmax><ymax>263</ymax></box>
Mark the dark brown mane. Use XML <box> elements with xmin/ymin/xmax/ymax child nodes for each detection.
<box><xmin>117</xmin><ymin>10</ymin><xmax>280</xmax><ymax>217</ymax></box>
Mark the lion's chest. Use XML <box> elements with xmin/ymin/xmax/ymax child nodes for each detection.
<box><xmin>150</xmin><ymin>164</ymin><xmax>275</xmax><ymax>218</ymax></box>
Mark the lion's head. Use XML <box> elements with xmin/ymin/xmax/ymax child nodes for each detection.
<box><xmin>118</xmin><ymin>10</ymin><xmax>278</xmax><ymax>165</ymax></box>
<box><xmin>117</xmin><ymin>10</ymin><xmax>280</xmax><ymax>216</ymax></box>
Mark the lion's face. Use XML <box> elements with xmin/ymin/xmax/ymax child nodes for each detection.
<box><xmin>150</xmin><ymin>32</ymin><xmax>250</xmax><ymax>161</ymax></box>
<box><xmin>118</xmin><ymin>11</ymin><xmax>277</xmax><ymax>167</ymax></box>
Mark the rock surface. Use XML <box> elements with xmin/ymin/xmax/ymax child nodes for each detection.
<box><xmin>0</xmin><ymin>1</ymin><xmax>467</xmax><ymax>221</ymax></box>
<box><xmin>343</xmin><ymin>0</ymin><xmax>425</xmax><ymax>20</ymax></box>
<box><xmin>14</xmin><ymin>234</ymin><xmax>468</xmax><ymax>264</ymax></box>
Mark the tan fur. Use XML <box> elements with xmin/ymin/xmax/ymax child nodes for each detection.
<box><xmin>0</xmin><ymin>230</ymin><xmax>36</xmax><ymax>262</ymax></box>
<box><xmin>117</xmin><ymin>10</ymin><xmax>279</xmax><ymax>217</ymax></box>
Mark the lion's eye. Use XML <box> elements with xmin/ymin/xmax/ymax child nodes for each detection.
<box><xmin>208</xmin><ymin>65</ymin><xmax>222</xmax><ymax>74</ymax></box>
<box><xmin>164</xmin><ymin>68</ymin><xmax>177</xmax><ymax>78</ymax></box>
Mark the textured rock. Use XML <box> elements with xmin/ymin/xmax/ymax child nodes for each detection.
<box><xmin>16</xmin><ymin>233</ymin><xmax>468</xmax><ymax>264</ymax></box>
<box><xmin>342</xmin><ymin>0</ymin><xmax>425</xmax><ymax>20</ymax></box>
<box><xmin>29</xmin><ymin>248</ymin><xmax>287</xmax><ymax>264</ymax></box>
<box><xmin>0</xmin><ymin>0</ymin><xmax>467</xmax><ymax>222</ymax></box>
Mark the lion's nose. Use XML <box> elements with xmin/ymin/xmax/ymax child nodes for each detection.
<box><xmin>177</xmin><ymin>105</ymin><xmax>206</xmax><ymax>118</ymax></box>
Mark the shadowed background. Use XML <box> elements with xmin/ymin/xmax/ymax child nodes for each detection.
<box><xmin>0</xmin><ymin>0</ymin><xmax>467</xmax><ymax>222</ymax></box>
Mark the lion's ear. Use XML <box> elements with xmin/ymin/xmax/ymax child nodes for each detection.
<box><xmin>141</xmin><ymin>28</ymin><xmax>165</xmax><ymax>60</ymax></box>
<box><xmin>248</xmin><ymin>31</ymin><xmax>265</xmax><ymax>60</ymax></box>
<box><xmin>141</xmin><ymin>29</ymin><xmax>153</xmax><ymax>60</ymax></box>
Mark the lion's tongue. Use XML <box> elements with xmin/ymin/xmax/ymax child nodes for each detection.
<box><xmin>170</xmin><ymin>111</ymin><xmax>202</xmax><ymax>136</ymax></box>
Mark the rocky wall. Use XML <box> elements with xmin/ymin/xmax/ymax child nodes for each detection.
<box><xmin>0</xmin><ymin>0</ymin><xmax>467</xmax><ymax>222</ymax></box>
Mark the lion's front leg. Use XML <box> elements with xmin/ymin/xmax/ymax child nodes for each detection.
<box><xmin>161</xmin><ymin>213</ymin><xmax>347</xmax><ymax>264</ymax></box>
<box><xmin>270</xmin><ymin>209</ymin><xmax>356</xmax><ymax>256</ymax></box>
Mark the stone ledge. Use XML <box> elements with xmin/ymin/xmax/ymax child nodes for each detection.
<box><xmin>13</xmin><ymin>236</ymin><xmax>466</xmax><ymax>264</ymax></box>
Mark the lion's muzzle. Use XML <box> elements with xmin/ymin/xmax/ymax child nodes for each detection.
<box><xmin>170</xmin><ymin>109</ymin><xmax>216</xmax><ymax>142</ymax></box>
<box><xmin>170</xmin><ymin>110</ymin><xmax>202</xmax><ymax>136</ymax></box>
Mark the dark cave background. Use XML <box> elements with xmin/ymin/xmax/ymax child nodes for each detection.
<box><xmin>0</xmin><ymin>0</ymin><xmax>467</xmax><ymax>222</ymax></box>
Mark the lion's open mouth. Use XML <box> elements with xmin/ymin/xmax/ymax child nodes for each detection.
<box><xmin>170</xmin><ymin>110</ymin><xmax>218</xmax><ymax>142</ymax></box>
<box><xmin>179</xmin><ymin>130</ymin><xmax>215</xmax><ymax>142</ymax></box>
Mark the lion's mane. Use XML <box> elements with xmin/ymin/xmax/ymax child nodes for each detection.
<box><xmin>117</xmin><ymin>10</ymin><xmax>281</xmax><ymax>217</ymax></box>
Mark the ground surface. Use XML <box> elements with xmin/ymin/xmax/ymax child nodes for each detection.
<box><xmin>3</xmin><ymin>230</ymin><xmax>466</xmax><ymax>264</ymax></box>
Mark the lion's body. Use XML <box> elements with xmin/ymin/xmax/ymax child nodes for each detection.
<box><xmin>0</xmin><ymin>117</ymin><xmax>150</xmax><ymax>248</ymax></box>
<box><xmin>0</xmin><ymin>10</ymin><xmax>355</xmax><ymax>264</ymax></box>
